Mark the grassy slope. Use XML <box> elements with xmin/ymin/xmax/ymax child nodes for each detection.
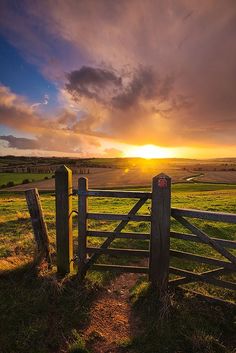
<box><xmin>0</xmin><ymin>172</ymin><xmax>52</xmax><ymax>187</ymax></box>
<box><xmin>0</xmin><ymin>183</ymin><xmax>236</xmax><ymax>353</ymax></box>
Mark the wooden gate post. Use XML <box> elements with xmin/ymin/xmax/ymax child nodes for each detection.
<box><xmin>55</xmin><ymin>165</ymin><xmax>73</xmax><ymax>275</ymax></box>
<box><xmin>149</xmin><ymin>173</ymin><xmax>171</xmax><ymax>296</ymax></box>
<box><xmin>25</xmin><ymin>188</ymin><xmax>51</xmax><ymax>264</ymax></box>
<box><xmin>78</xmin><ymin>177</ymin><xmax>88</xmax><ymax>277</ymax></box>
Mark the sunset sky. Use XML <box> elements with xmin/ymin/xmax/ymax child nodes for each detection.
<box><xmin>0</xmin><ymin>0</ymin><xmax>236</xmax><ymax>158</ymax></box>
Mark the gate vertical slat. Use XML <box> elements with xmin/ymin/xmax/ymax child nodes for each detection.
<box><xmin>149</xmin><ymin>173</ymin><xmax>171</xmax><ymax>296</ymax></box>
<box><xmin>78</xmin><ymin>177</ymin><xmax>88</xmax><ymax>276</ymax></box>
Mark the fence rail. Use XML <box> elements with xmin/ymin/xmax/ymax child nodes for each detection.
<box><xmin>172</xmin><ymin>208</ymin><xmax>236</xmax><ymax>223</ymax></box>
<box><xmin>78</xmin><ymin>189</ymin><xmax>152</xmax><ymax>199</ymax></box>
<box><xmin>87</xmin><ymin>213</ymin><xmax>151</xmax><ymax>222</ymax></box>
<box><xmin>86</xmin><ymin>247</ymin><xmax>150</xmax><ymax>257</ymax></box>
<box><xmin>170</xmin><ymin>231</ymin><xmax>236</xmax><ymax>249</ymax></box>
<box><xmin>87</xmin><ymin>230</ymin><xmax>150</xmax><ymax>240</ymax></box>
<box><xmin>55</xmin><ymin>166</ymin><xmax>236</xmax><ymax>299</ymax></box>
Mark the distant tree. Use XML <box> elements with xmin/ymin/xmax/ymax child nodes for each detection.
<box><xmin>7</xmin><ymin>181</ymin><xmax>14</xmax><ymax>187</ymax></box>
<box><xmin>22</xmin><ymin>179</ymin><xmax>30</xmax><ymax>184</ymax></box>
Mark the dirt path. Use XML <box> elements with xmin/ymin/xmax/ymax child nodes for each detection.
<box><xmin>83</xmin><ymin>273</ymin><xmax>142</xmax><ymax>353</ymax></box>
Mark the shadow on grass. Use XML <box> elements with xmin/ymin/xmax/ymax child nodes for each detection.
<box><xmin>127</xmin><ymin>283</ymin><xmax>236</xmax><ymax>353</ymax></box>
<box><xmin>0</xmin><ymin>262</ymin><xmax>102</xmax><ymax>353</ymax></box>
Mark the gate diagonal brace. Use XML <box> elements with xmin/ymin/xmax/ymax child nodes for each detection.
<box><xmin>169</xmin><ymin>266</ymin><xmax>236</xmax><ymax>291</ymax></box>
<box><xmin>169</xmin><ymin>267</ymin><xmax>227</xmax><ymax>286</ymax></box>
<box><xmin>84</xmin><ymin>197</ymin><xmax>148</xmax><ymax>271</ymax></box>
<box><xmin>172</xmin><ymin>214</ymin><xmax>236</xmax><ymax>268</ymax></box>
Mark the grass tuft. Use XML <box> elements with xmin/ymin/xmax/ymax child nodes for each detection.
<box><xmin>128</xmin><ymin>282</ymin><xmax>236</xmax><ymax>353</ymax></box>
<box><xmin>68</xmin><ymin>330</ymin><xmax>90</xmax><ymax>353</ymax></box>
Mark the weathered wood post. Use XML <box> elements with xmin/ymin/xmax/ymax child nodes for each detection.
<box><xmin>55</xmin><ymin>165</ymin><xmax>73</xmax><ymax>275</ymax></box>
<box><xmin>149</xmin><ymin>173</ymin><xmax>171</xmax><ymax>296</ymax></box>
<box><xmin>78</xmin><ymin>177</ymin><xmax>88</xmax><ymax>277</ymax></box>
<box><xmin>25</xmin><ymin>188</ymin><xmax>51</xmax><ymax>264</ymax></box>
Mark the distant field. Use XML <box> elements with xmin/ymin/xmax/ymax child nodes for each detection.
<box><xmin>0</xmin><ymin>173</ymin><xmax>52</xmax><ymax>188</ymax></box>
<box><xmin>2</xmin><ymin>166</ymin><xmax>236</xmax><ymax>191</ymax></box>
<box><xmin>189</xmin><ymin>170</ymin><xmax>236</xmax><ymax>183</ymax></box>
<box><xmin>0</xmin><ymin>167</ymin><xmax>205</xmax><ymax>191</ymax></box>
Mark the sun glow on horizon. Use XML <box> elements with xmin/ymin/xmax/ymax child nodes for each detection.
<box><xmin>124</xmin><ymin>144</ymin><xmax>175</xmax><ymax>159</ymax></box>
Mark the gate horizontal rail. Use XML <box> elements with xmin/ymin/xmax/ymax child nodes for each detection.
<box><xmin>87</xmin><ymin>230</ymin><xmax>150</xmax><ymax>240</ymax></box>
<box><xmin>87</xmin><ymin>247</ymin><xmax>149</xmax><ymax>257</ymax></box>
<box><xmin>78</xmin><ymin>189</ymin><xmax>152</xmax><ymax>199</ymax></box>
<box><xmin>87</xmin><ymin>213</ymin><xmax>151</xmax><ymax>221</ymax></box>
<box><xmin>172</xmin><ymin>208</ymin><xmax>236</xmax><ymax>223</ymax></box>
<box><xmin>91</xmin><ymin>264</ymin><xmax>149</xmax><ymax>274</ymax></box>
<box><xmin>171</xmin><ymin>231</ymin><xmax>236</xmax><ymax>249</ymax></box>
<box><xmin>170</xmin><ymin>249</ymin><xmax>236</xmax><ymax>270</ymax></box>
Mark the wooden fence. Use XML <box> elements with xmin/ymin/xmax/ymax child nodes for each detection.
<box><xmin>55</xmin><ymin>165</ymin><xmax>236</xmax><ymax>297</ymax></box>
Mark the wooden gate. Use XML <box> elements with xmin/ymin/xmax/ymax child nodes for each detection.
<box><xmin>55</xmin><ymin>165</ymin><xmax>236</xmax><ymax>298</ymax></box>
<box><xmin>169</xmin><ymin>208</ymin><xmax>236</xmax><ymax>291</ymax></box>
<box><xmin>55</xmin><ymin>166</ymin><xmax>171</xmax><ymax>294</ymax></box>
<box><xmin>77</xmin><ymin>173</ymin><xmax>171</xmax><ymax>296</ymax></box>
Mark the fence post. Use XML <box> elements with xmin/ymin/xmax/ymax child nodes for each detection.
<box><xmin>78</xmin><ymin>177</ymin><xmax>88</xmax><ymax>277</ymax></box>
<box><xmin>25</xmin><ymin>188</ymin><xmax>51</xmax><ymax>264</ymax></box>
<box><xmin>149</xmin><ymin>173</ymin><xmax>171</xmax><ymax>296</ymax></box>
<box><xmin>55</xmin><ymin>165</ymin><xmax>73</xmax><ymax>275</ymax></box>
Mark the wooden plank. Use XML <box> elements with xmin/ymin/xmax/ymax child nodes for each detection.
<box><xmin>175</xmin><ymin>287</ymin><xmax>236</xmax><ymax>307</ymax></box>
<box><xmin>87</xmin><ymin>213</ymin><xmax>151</xmax><ymax>222</ymax></box>
<box><xmin>87</xmin><ymin>230</ymin><xmax>150</xmax><ymax>240</ymax></box>
<box><xmin>169</xmin><ymin>267</ymin><xmax>226</xmax><ymax>286</ymax></box>
<box><xmin>170</xmin><ymin>231</ymin><xmax>236</xmax><ymax>249</ymax></box>
<box><xmin>173</xmin><ymin>214</ymin><xmax>236</xmax><ymax>267</ymax></box>
<box><xmin>91</xmin><ymin>264</ymin><xmax>149</xmax><ymax>273</ymax></box>
<box><xmin>149</xmin><ymin>173</ymin><xmax>171</xmax><ymax>296</ymax></box>
<box><xmin>170</xmin><ymin>249</ymin><xmax>236</xmax><ymax>270</ymax></box>
<box><xmin>172</xmin><ymin>208</ymin><xmax>236</xmax><ymax>224</ymax></box>
<box><xmin>87</xmin><ymin>247</ymin><xmax>149</xmax><ymax>257</ymax></box>
<box><xmin>169</xmin><ymin>276</ymin><xmax>191</xmax><ymax>286</ymax></box>
<box><xmin>169</xmin><ymin>266</ymin><xmax>236</xmax><ymax>291</ymax></box>
<box><xmin>84</xmin><ymin>197</ymin><xmax>148</xmax><ymax>270</ymax></box>
<box><xmin>25</xmin><ymin>188</ymin><xmax>51</xmax><ymax>264</ymax></box>
<box><xmin>78</xmin><ymin>189</ymin><xmax>152</xmax><ymax>199</ymax></box>
<box><xmin>78</xmin><ymin>177</ymin><xmax>88</xmax><ymax>276</ymax></box>
<box><xmin>55</xmin><ymin>166</ymin><xmax>73</xmax><ymax>275</ymax></box>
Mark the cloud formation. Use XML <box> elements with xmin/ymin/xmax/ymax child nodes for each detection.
<box><xmin>0</xmin><ymin>84</ymin><xmax>102</xmax><ymax>155</ymax></box>
<box><xmin>0</xmin><ymin>0</ymin><xmax>236</xmax><ymax>154</ymax></box>
<box><xmin>31</xmin><ymin>94</ymin><xmax>49</xmax><ymax>109</ymax></box>
<box><xmin>66</xmin><ymin>66</ymin><xmax>175</xmax><ymax>110</ymax></box>
<box><xmin>0</xmin><ymin>135</ymin><xmax>40</xmax><ymax>149</ymax></box>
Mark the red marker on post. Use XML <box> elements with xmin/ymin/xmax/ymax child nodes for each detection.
<box><xmin>158</xmin><ymin>176</ymin><xmax>167</xmax><ymax>188</ymax></box>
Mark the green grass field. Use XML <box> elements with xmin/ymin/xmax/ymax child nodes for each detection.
<box><xmin>0</xmin><ymin>172</ymin><xmax>52</xmax><ymax>188</ymax></box>
<box><xmin>0</xmin><ymin>183</ymin><xmax>236</xmax><ymax>353</ymax></box>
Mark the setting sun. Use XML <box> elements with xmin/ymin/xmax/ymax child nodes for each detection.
<box><xmin>124</xmin><ymin>144</ymin><xmax>174</xmax><ymax>159</ymax></box>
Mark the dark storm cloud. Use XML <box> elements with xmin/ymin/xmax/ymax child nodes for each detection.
<box><xmin>0</xmin><ymin>135</ymin><xmax>40</xmax><ymax>149</ymax></box>
<box><xmin>66</xmin><ymin>66</ymin><xmax>121</xmax><ymax>103</ymax></box>
<box><xmin>112</xmin><ymin>68</ymin><xmax>174</xmax><ymax>110</ymax></box>
<box><xmin>66</xmin><ymin>66</ymin><xmax>175</xmax><ymax>111</ymax></box>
